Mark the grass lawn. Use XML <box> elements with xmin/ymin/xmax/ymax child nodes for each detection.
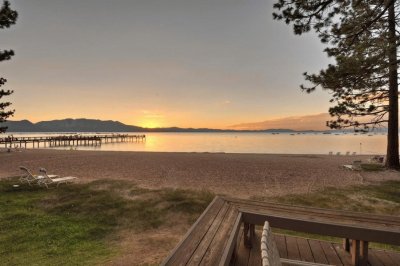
<box><xmin>0</xmin><ymin>178</ymin><xmax>213</xmax><ymax>265</ymax></box>
<box><xmin>1</xmin><ymin>177</ymin><xmax>399</xmax><ymax>265</ymax></box>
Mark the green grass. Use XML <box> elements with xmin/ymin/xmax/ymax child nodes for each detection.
<box><xmin>2</xmin><ymin>177</ymin><xmax>400</xmax><ymax>264</ymax></box>
<box><xmin>0</xmin><ymin>178</ymin><xmax>213</xmax><ymax>265</ymax></box>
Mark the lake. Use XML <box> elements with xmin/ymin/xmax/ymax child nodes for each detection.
<box><xmin>5</xmin><ymin>132</ymin><xmax>386</xmax><ymax>155</ymax></box>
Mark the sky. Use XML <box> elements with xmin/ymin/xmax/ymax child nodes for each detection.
<box><xmin>2</xmin><ymin>0</ymin><xmax>334</xmax><ymax>129</ymax></box>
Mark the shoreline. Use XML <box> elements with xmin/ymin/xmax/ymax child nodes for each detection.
<box><xmin>0</xmin><ymin>147</ymin><xmax>384</xmax><ymax>156</ymax></box>
<box><xmin>1</xmin><ymin>149</ymin><xmax>397</xmax><ymax>198</ymax></box>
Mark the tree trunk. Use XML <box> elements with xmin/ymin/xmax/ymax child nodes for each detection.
<box><xmin>386</xmin><ymin>0</ymin><xmax>400</xmax><ymax>169</ymax></box>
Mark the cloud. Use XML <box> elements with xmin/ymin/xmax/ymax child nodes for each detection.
<box><xmin>216</xmin><ymin>100</ymin><xmax>231</xmax><ymax>106</ymax></box>
<box><xmin>229</xmin><ymin>113</ymin><xmax>332</xmax><ymax>131</ymax></box>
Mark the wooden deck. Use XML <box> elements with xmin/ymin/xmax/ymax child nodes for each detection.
<box><xmin>233</xmin><ymin>229</ymin><xmax>400</xmax><ymax>265</ymax></box>
<box><xmin>162</xmin><ymin>197</ymin><xmax>400</xmax><ymax>266</ymax></box>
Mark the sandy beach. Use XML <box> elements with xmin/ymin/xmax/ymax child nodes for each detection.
<box><xmin>2</xmin><ymin>149</ymin><xmax>400</xmax><ymax>265</ymax></box>
<box><xmin>1</xmin><ymin>149</ymin><xmax>398</xmax><ymax>198</ymax></box>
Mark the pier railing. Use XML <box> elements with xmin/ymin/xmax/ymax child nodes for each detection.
<box><xmin>0</xmin><ymin>134</ymin><xmax>146</xmax><ymax>149</ymax></box>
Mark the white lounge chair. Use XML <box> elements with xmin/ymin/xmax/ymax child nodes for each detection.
<box><xmin>343</xmin><ymin>160</ymin><xmax>362</xmax><ymax>171</ymax></box>
<box><xmin>19</xmin><ymin>166</ymin><xmax>45</xmax><ymax>186</ymax></box>
<box><xmin>38</xmin><ymin>168</ymin><xmax>78</xmax><ymax>189</ymax></box>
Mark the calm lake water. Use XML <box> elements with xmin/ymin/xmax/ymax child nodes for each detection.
<box><xmin>5</xmin><ymin>132</ymin><xmax>386</xmax><ymax>155</ymax></box>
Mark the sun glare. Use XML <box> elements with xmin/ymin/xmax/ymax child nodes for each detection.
<box><xmin>140</xmin><ymin>120</ymin><xmax>161</xmax><ymax>128</ymax></box>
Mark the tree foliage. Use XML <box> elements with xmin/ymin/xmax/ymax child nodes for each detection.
<box><xmin>273</xmin><ymin>0</ymin><xmax>400</xmax><ymax>168</ymax></box>
<box><xmin>273</xmin><ymin>0</ymin><xmax>397</xmax><ymax>131</ymax></box>
<box><xmin>0</xmin><ymin>0</ymin><xmax>17</xmax><ymax>133</ymax></box>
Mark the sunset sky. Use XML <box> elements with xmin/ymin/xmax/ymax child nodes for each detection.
<box><xmin>2</xmin><ymin>0</ymin><xmax>333</xmax><ymax>129</ymax></box>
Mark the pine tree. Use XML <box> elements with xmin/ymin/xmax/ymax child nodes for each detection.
<box><xmin>0</xmin><ymin>0</ymin><xmax>17</xmax><ymax>133</ymax></box>
<box><xmin>273</xmin><ymin>0</ymin><xmax>400</xmax><ymax>169</ymax></box>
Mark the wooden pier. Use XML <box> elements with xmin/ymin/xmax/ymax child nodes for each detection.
<box><xmin>0</xmin><ymin>134</ymin><xmax>146</xmax><ymax>149</ymax></box>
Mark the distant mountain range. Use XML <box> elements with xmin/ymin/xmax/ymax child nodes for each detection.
<box><xmin>3</xmin><ymin>119</ymin><xmax>305</xmax><ymax>133</ymax></box>
<box><xmin>2</xmin><ymin>118</ymin><xmax>388</xmax><ymax>133</ymax></box>
<box><xmin>229</xmin><ymin>113</ymin><xmax>389</xmax><ymax>133</ymax></box>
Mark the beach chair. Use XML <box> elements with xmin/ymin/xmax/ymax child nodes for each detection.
<box><xmin>343</xmin><ymin>160</ymin><xmax>362</xmax><ymax>171</ymax></box>
<box><xmin>38</xmin><ymin>168</ymin><xmax>78</xmax><ymax>189</ymax></box>
<box><xmin>19</xmin><ymin>166</ymin><xmax>45</xmax><ymax>186</ymax></box>
<box><xmin>368</xmin><ymin>155</ymin><xmax>384</xmax><ymax>164</ymax></box>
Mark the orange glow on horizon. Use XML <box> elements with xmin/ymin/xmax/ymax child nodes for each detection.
<box><xmin>139</xmin><ymin>119</ymin><xmax>162</xmax><ymax>129</ymax></box>
<box><xmin>12</xmin><ymin>110</ymin><xmax>334</xmax><ymax>131</ymax></box>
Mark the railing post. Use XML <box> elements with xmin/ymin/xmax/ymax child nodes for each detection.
<box><xmin>243</xmin><ymin>222</ymin><xmax>255</xmax><ymax>248</ymax></box>
<box><xmin>360</xmin><ymin>241</ymin><xmax>369</xmax><ymax>266</ymax></box>
<box><xmin>351</xmin><ymin>239</ymin><xmax>360</xmax><ymax>266</ymax></box>
<box><xmin>243</xmin><ymin>223</ymin><xmax>250</xmax><ymax>248</ymax></box>
<box><xmin>343</xmin><ymin>238</ymin><xmax>350</xmax><ymax>252</ymax></box>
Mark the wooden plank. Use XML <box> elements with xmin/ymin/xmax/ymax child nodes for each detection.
<box><xmin>248</xmin><ymin>231</ymin><xmax>261</xmax><ymax>266</ymax></box>
<box><xmin>351</xmin><ymin>240</ymin><xmax>360</xmax><ymax>266</ymax></box>
<box><xmin>286</xmin><ymin>235</ymin><xmax>301</xmax><ymax>261</ymax></box>
<box><xmin>371</xmin><ymin>250</ymin><xmax>396</xmax><ymax>266</ymax></box>
<box><xmin>308</xmin><ymin>239</ymin><xmax>329</xmax><ymax>264</ymax></box>
<box><xmin>382</xmin><ymin>250</ymin><xmax>400</xmax><ymax>266</ymax></box>
<box><xmin>360</xmin><ymin>241</ymin><xmax>368</xmax><ymax>266</ymax></box>
<box><xmin>220</xmin><ymin>212</ymin><xmax>243</xmax><ymax>266</ymax></box>
<box><xmin>232</xmin><ymin>228</ymin><xmax>250</xmax><ymax>266</ymax></box>
<box><xmin>162</xmin><ymin>197</ymin><xmax>225</xmax><ymax>265</ymax></box>
<box><xmin>238</xmin><ymin>204</ymin><xmax>400</xmax><ymax>231</ymax></box>
<box><xmin>332</xmin><ymin>243</ymin><xmax>353</xmax><ymax>266</ymax></box>
<box><xmin>343</xmin><ymin>238</ymin><xmax>350</xmax><ymax>252</ymax></box>
<box><xmin>238</xmin><ymin>208</ymin><xmax>400</xmax><ymax>239</ymax></box>
<box><xmin>319</xmin><ymin>241</ymin><xmax>343</xmax><ymax>265</ymax></box>
<box><xmin>241</xmin><ymin>211</ymin><xmax>400</xmax><ymax>246</ymax></box>
<box><xmin>385</xmin><ymin>250</ymin><xmax>400</xmax><ymax>266</ymax></box>
<box><xmin>187</xmin><ymin>202</ymin><xmax>230</xmax><ymax>264</ymax></box>
<box><xmin>274</xmin><ymin>234</ymin><xmax>288</xmax><ymax>259</ymax></box>
<box><xmin>280</xmin><ymin>258</ymin><xmax>334</xmax><ymax>266</ymax></box>
<box><xmin>243</xmin><ymin>223</ymin><xmax>251</xmax><ymax>248</ymax></box>
<box><xmin>368</xmin><ymin>251</ymin><xmax>385</xmax><ymax>266</ymax></box>
<box><xmin>296</xmin><ymin>237</ymin><xmax>315</xmax><ymax>262</ymax></box>
<box><xmin>199</xmin><ymin>205</ymin><xmax>239</xmax><ymax>266</ymax></box>
<box><xmin>235</xmin><ymin>201</ymin><xmax>400</xmax><ymax>225</ymax></box>
<box><xmin>227</xmin><ymin>198</ymin><xmax>400</xmax><ymax>226</ymax></box>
